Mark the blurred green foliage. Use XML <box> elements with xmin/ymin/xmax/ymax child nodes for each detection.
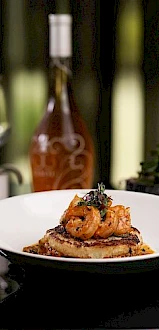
<box><xmin>9</xmin><ymin>68</ymin><xmax>47</xmax><ymax>158</ymax></box>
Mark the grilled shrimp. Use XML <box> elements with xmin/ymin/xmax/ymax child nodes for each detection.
<box><xmin>107</xmin><ymin>197</ymin><xmax>113</xmax><ymax>207</ymax></box>
<box><xmin>94</xmin><ymin>208</ymin><xmax>118</xmax><ymax>238</ymax></box>
<box><xmin>112</xmin><ymin>205</ymin><xmax>131</xmax><ymax>235</ymax></box>
<box><xmin>65</xmin><ymin>205</ymin><xmax>101</xmax><ymax>240</ymax></box>
<box><xmin>60</xmin><ymin>194</ymin><xmax>83</xmax><ymax>225</ymax></box>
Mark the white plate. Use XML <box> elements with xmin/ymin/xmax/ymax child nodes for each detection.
<box><xmin>0</xmin><ymin>188</ymin><xmax>159</xmax><ymax>274</ymax></box>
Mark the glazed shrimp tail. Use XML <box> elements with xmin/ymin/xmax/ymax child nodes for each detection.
<box><xmin>65</xmin><ymin>205</ymin><xmax>100</xmax><ymax>240</ymax></box>
<box><xmin>112</xmin><ymin>205</ymin><xmax>131</xmax><ymax>235</ymax></box>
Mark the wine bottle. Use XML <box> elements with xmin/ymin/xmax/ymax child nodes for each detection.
<box><xmin>29</xmin><ymin>14</ymin><xmax>95</xmax><ymax>192</ymax></box>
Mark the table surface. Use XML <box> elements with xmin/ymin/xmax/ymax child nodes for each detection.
<box><xmin>1</xmin><ymin>255</ymin><xmax>159</xmax><ymax>329</ymax></box>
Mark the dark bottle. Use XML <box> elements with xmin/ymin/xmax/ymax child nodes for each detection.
<box><xmin>29</xmin><ymin>14</ymin><xmax>95</xmax><ymax>191</ymax></box>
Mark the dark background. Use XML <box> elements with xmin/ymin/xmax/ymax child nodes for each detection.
<box><xmin>0</xmin><ymin>0</ymin><xmax>159</xmax><ymax>193</ymax></box>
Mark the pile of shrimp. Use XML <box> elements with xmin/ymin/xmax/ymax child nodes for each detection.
<box><xmin>60</xmin><ymin>194</ymin><xmax>132</xmax><ymax>240</ymax></box>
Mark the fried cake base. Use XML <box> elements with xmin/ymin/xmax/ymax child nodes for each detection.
<box><xmin>23</xmin><ymin>225</ymin><xmax>155</xmax><ymax>259</ymax></box>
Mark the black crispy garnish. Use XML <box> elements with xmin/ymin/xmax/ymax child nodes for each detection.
<box><xmin>78</xmin><ymin>182</ymin><xmax>111</xmax><ymax>219</ymax></box>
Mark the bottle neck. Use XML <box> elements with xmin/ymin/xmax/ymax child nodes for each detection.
<box><xmin>48</xmin><ymin>56</ymin><xmax>72</xmax><ymax>98</ymax></box>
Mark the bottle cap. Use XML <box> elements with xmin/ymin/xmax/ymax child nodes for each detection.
<box><xmin>48</xmin><ymin>14</ymin><xmax>72</xmax><ymax>57</ymax></box>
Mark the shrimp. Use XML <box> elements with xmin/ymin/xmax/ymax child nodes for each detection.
<box><xmin>107</xmin><ymin>197</ymin><xmax>113</xmax><ymax>207</ymax></box>
<box><xmin>94</xmin><ymin>208</ymin><xmax>118</xmax><ymax>238</ymax></box>
<box><xmin>65</xmin><ymin>205</ymin><xmax>101</xmax><ymax>240</ymax></box>
<box><xmin>112</xmin><ymin>205</ymin><xmax>131</xmax><ymax>235</ymax></box>
<box><xmin>60</xmin><ymin>194</ymin><xmax>83</xmax><ymax>225</ymax></box>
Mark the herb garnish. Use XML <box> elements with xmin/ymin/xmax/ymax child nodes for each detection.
<box><xmin>78</xmin><ymin>182</ymin><xmax>111</xmax><ymax>219</ymax></box>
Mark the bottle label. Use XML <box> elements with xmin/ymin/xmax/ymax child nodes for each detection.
<box><xmin>30</xmin><ymin>133</ymin><xmax>94</xmax><ymax>190</ymax></box>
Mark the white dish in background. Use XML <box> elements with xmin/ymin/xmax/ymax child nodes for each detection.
<box><xmin>0</xmin><ymin>188</ymin><xmax>159</xmax><ymax>274</ymax></box>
